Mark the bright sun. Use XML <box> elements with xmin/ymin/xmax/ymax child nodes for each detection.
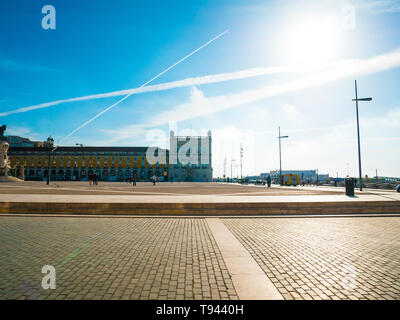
<box><xmin>280</xmin><ymin>15</ymin><xmax>342</xmax><ymax>66</ymax></box>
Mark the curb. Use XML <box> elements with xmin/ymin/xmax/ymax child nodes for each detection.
<box><xmin>1</xmin><ymin>201</ymin><xmax>399</xmax><ymax>215</ymax></box>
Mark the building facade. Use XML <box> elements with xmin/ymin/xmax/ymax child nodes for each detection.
<box><xmin>8</xmin><ymin>146</ymin><xmax>170</xmax><ymax>182</ymax></box>
<box><xmin>6</xmin><ymin>135</ymin><xmax>50</xmax><ymax>148</ymax></box>
<box><xmin>7</xmin><ymin>131</ymin><xmax>213</xmax><ymax>182</ymax></box>
<box><xmin>168</xmin><ymin>130</ymin><xmax>212</xmax><ymax>182</ymax></box>
<box><xmin>260</xmin><ymin>170</ymin><xmax>329</xmax><ymax>183</ymax></box>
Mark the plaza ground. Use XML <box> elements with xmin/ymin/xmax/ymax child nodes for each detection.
<box><xmin>1</xmin><ymin>181</ymin><xmax>399</xmax><ymax>216</ymax></box>
<box><xmin>0</xmin><ymin>181</ymin><xmax>343</xmax><ymax>196</ymax></box>
<box><xmin>0</xmin><ymin>216</ymin><xmax>399</xmax><ymax>300</ymax></box>
<box><xmin>0</xmin><ymin>182</ymin><xmax>399</xmax><ymax>300</ymax></box>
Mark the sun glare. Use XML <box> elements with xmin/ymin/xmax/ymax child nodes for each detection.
<box><xmin>280</xmin><ymin>15</ymin><xmax>342</xmax><ymax>66</ymax></box>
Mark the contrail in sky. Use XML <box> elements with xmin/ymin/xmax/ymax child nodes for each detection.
<box><xmin>2</xmin><ymin>46</ymin><xmax>400</xmax><ymax>127</ymax></box>
<box><xmin>2</xmin><ymin>48</ymin><xmax>400</xmax><ymax>119</ymax></box>
<box><xmin>0</xmin><ymin>64</ymin><xmax>298</xmax><ymax>118</ymax></box>
<box><xmin>61</xmin><ymin>29</ymin><xmax>229</xmax><ymax>141</ymax></box>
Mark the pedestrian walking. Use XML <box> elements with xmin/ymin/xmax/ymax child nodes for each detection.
<box><xmin>132</xmin><ymin>172</ymin><xmax>136</xmax><ymax>186</ymax></box>
<box><xmin>89</xmin><ymin>174</ymin><xmax>93</xmax><ymax>186</ymax></box>
<box><xmin>93</xmin><ymin>173</ymin><xmax>98</xmax><ymax>186</ymax></box>
<box><xmin>152</xmin><ymin>175</ymin><xmax>156</xmax><ymax>186</ymax></box>
<box><xmin>266</xmin><ymin>175</ymin><xmax>271</xmax><ymax>188</ymax></box>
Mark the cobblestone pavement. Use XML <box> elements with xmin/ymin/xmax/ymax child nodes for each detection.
<box><xmin>0</xmin><ymin>217</ymin><xmax>237</xmax><ymax>300</ymax></box>
<box><xmin>1</xmin><ymin>216</ymin><xmax>399</xmax><ymax>300</ymax></box>
<box><xmin>223</xmin><ymin>217</ymin><xmax>400</xmax><ymax>300</ymax></box>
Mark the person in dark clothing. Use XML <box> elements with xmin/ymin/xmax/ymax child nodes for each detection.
<box><xmin>132</xmin><ymin>172</ymin><xmax>136</xmax><ymax>186</ymax></box>
<box><xmin>266</xmin><ymin>175</ymin><xmax>271</xmax><ymax>187</ymax></box>
<box><xmin>93</xmin><ymin>173</ymin><xmax>98</xmax><ymax>186</ymax></box>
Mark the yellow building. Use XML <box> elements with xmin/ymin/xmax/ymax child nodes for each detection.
<box><xmin>8</xmin><ymin>146</ymin><xmax>169</xmax><ymax>181</ymax></box>
<box><xmin>8</xmin><ymin>131</ymin><xmax>214</xmax><ymax>182</ymax></box>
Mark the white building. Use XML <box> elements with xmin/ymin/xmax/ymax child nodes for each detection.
<box><xmin>168</xmin><ymin>130</ymin><xmax>212</xmax><ymax>182</ymax></box>
<box><xmin>261</xmin><ymin>170</ymin><xmax>329</xmax><ymax>183</ymax></box>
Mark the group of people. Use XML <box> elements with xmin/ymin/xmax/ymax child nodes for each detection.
<box><xmin>88</xmin><ymin>173</ymin><xmax>163</xmax><ymax>187</ymax></box>
<box><xmin>125</xmin><ymin>174</ymin><xmax>138</xmax><ymax>186</ymax></box>
<box><xmin>129</xmin><ymin>174</ymin><xmax>157</xmax><ymax>186</ymax></box>
<box><xmin>132</xmin><ymin>174</ymin><xmax>159</xmax><ymax>186</ymax></box>
<box><xmin>88</xmin><ymin>173</ymin><xmax>99</xmax><ymax>186</ymax></box>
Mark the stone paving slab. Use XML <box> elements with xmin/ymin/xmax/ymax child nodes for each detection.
<box><xmin>223</xmin><ymin>217</ymin><xmax>400</xmax><ymax>300</ymax></box>
<box><xmin>2</xmin><ymin>195</ymin><xmax>400</xmax><ymax>216</ymax></box>
<box><xmin>206</xmin><ymin>218</ymin><xmax>283</xmax><ymax>300</ymax></box>
<box><xmin>2</xmin><ymin>182</ymin><xmax>398</xmax><ymax>201</ymax></box>
<box><xmin>0</xmin><ymin>181</ymin><xmax>340</xmax><ymax>196</ymax></box>
<box><xmin>2</xmin><ymin>182</ymin><xmax>398</xmax><ymax>216</ymax></box>
<box><xmin>0</xmin><ymin>193</ymin><xmax>397</xmax><ymax>203</ymax></box>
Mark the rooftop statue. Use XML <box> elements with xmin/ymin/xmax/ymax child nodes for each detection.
<box><xmin>0</xmin><ymin>125</ymin><xmax>9</xmax><ymax>180</ymax></box>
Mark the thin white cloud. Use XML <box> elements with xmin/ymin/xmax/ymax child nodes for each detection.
<box><xmin>4</xmin><ymin>47</ymin><xmax>400</xmax><ymax>118</ymax></box>
<box><xmin>60</xmin><ymin>29</ymin><xmax>230</xmax><ymax>142</ymax></box>
<box><xmin>100</xmin><ymin>47</ymin><xmax>400</xmax><ymax>143</ymax></box>
<box><xmin>0</xmin><ymin>65</ymin><xmax>311</xmax><ymax>117</ymax></box>
<box><xmin>99</xmin><ymin>126</ymin><xmax>148</xmax><ymax>144</ymax></box>
<box><xmin>5</xmin><ymin>126</ymin><xmax>41</xmax><ymax>141</ymax></box>
<box><xmin>283</xmin><ymin>103</ymin><xmax>297</xmax><ymax>116</ymax></box>
<box><xmin>358</xmin><ymin>0</ymin><xmax>400</xmax><ymax>14</ymax></box>
<box><xmin>138</xmin><ymin>48</ymin><xmax>400</xmax><ymax>128</ymax></box>
<box><xmin>0</xmin><ymin>58</ymin><xmax>58</xmax><ymax>72</ymax></box>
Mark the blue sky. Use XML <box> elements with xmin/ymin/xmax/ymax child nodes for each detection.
<box><xmin>1</xmin><ymin>0</ymin><xmax>400</xmax><ymax>177</ymax></box>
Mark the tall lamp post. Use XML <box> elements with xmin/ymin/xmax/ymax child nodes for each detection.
<box><xmin>223</xmin><ymin>156</ymin><xmax>227</xmax><ymax>181</ymax></box>
<box><xmin>240</xmin><ymin>144</ymin><xmax>243</xmax><ymax>181</ymax></box>
<box><xmin>76</xmin><ymin>143</ymin><xmax>84</xmax><ymax>181</ymax></box>
<box><xmin>352</xmin><ymin>80</ymin><xmax>372</xmax><ymax>191</ymax></box>
<box><xmin>278</xmin><ymin>126</ymin><xmax>289</xmax><ymax>186</ymax></box>
<box><xmin>46</xmin><ymin>136</ymin><xmax>55</xmax><ymax>185</ymax></box>
<box><xmin>231</xmin><ymin>159</ymin><xmax>235</xmax><ymax>183</ymax></box>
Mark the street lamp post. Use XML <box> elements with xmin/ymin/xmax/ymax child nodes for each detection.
<box><xmin>352</xmin><ymin>80</ymin><xmax>372</xmax><ymax>191</ymax></box>
<box><xmin>231</xmin><ymin>159</ymin><xmax>235</xmax><ymax>183</ymax></box>
<box><xmin>223</xmin><ymin>156</ymin><xmax>227</xmax><ymax>181</ymax></box>
<box><xmin>46</xmin><ymin>136</ymin><xmax>54</xmax><ymax>185</ymax></box>
<box><xmin>76</xmin><ymin>143</ymin><xmax>84</xmax><ymax>181</ymax></box>
<box><xmin>240</xmin><ymin>145</ymin><xmax>243</xmax><ymax>181</ymax></box>
<box><xmin>277</xmin><ymin>126</ymin><xmax>289</xmax><ymax>186</ymax></box>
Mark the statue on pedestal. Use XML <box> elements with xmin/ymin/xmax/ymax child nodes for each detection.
<box><xmin>0</xmin><ymin>125</ymin><xmax>9</xmax><ymax>182</ymax></box>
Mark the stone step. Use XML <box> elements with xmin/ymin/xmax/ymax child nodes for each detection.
<box><xmin>1</xmin><ymin>200</ymin><xmax>399</xmax><ymax>215</ymax></box>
